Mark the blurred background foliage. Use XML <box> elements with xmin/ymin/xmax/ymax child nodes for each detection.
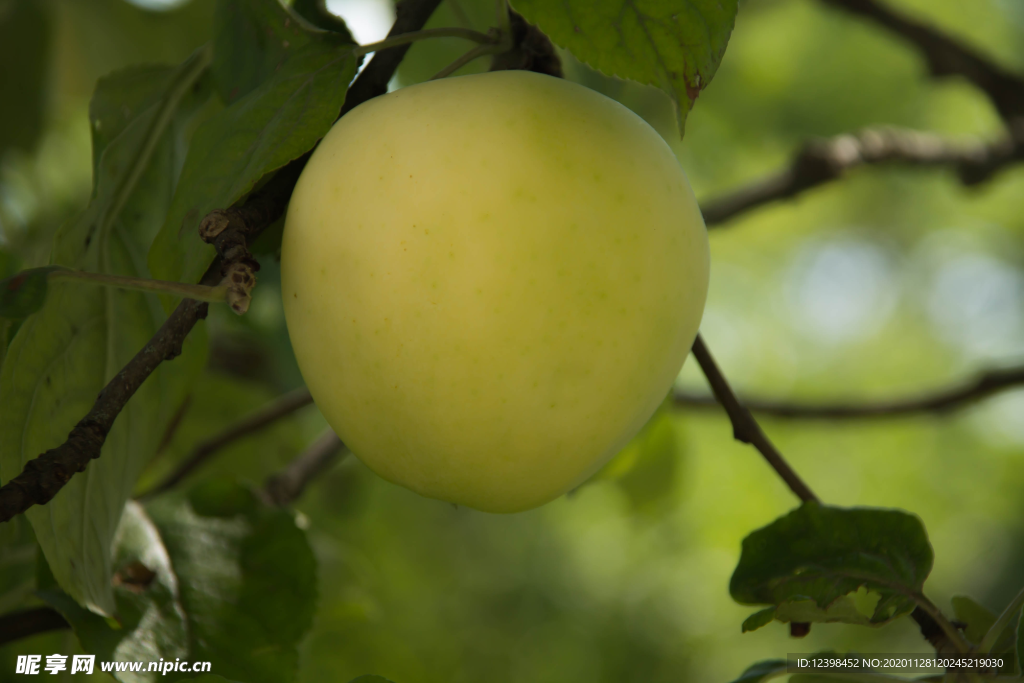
<box><xmin>1</xmin><ymin>0</ymin><xmax>1023</xmax><ymax>681</ymax></box>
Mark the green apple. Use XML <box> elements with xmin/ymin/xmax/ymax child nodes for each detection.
<box><xmin>281</xmin><ymin>70</ymin><xmax>709</xmax><ymax>513</ymax></box>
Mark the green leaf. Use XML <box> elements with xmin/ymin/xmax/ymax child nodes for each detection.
<box><xmin>0</xmin><ymin>267</ymin><xmax>60</xmax><ymax>319</ymax></box>
<box><xmin>290</xmin><ymin>0</ymin><xmax>355</xmax><ymax>37</ymax></box>
<box><xmin>348</xmin><ymin>677</ymin><xmax>398</xmax><ymax>683</ymax></box>
<box><xmin>592</xmin><ymin>402</ymin><xmax>680</xmax><ymax>514</ymax></box>
<box><xmin>952</xmin><ymin>595</ymin><xmax>999</xmax><ymax>644</ymax></box>
<box><xmin>1017</xmin><ymin>608</ymin><xmax>1023</xmax><ymax>677</ymax></box>
<box><xmin>510</xmin><ymin>0</ymin><xmax>738</xmax><ymax>134</ymax></box>
<box><xmin>39</xmin><ymin>481</ymin><xmax>317</xmax><ymax>683</ymax></box>
<box><xmin>0</xmin><ymin>515</ymin><xmax>37</xmax><ymax>613</ymax></box>
<box><xmin>728</xmin><ymin>659</ymin><xmax>789</xmax><ymax>683</ymax></box>
<box><xmin>213</xmin><ymin>0</ymin><xmax>353</xmax><ymax>105</ymax></box>
<box><xmin>741</xmin><ymin>606</ymin><xmax>777</xmax><ymax>633</ymax></box>
<box><xmin>149</xmin><ymin>45</ymin><xmax>357</xmax><ymax>288</ymax></box>
<box><xmin>0</xmin><ymin>0</ymin><xmax>51</xmax><ymax>157</ymax></box>
<box><xmin>730</xmin><ymin>503</ymin><xmax>933</xmax><ymax>630</ymax></box>
<box><xmin>0</xmin><ymin>48</ymin><xmax>212</xmax><ymax>617</ymax></box>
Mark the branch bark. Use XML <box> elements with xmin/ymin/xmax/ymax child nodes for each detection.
<box><xmin>673</xmin><ymin>364</ymin><xmax>1024</xmax><ymax>419</ymax></box>
<box><xmin>138</xmin><ymin>387</ymin><xmax>315</xmax><ymax>500</ymax></box>
<box><xmin>0</xmin><ymin>0</ymin><xmax>445</xmax><ymax>524</ymax></box>
<box><xmin>818</xmin><ymin>0</ymin><xmax>1024</xmax><ymax>122</ymax></box>
<box><xmin>263</xmin><ymin>430</ymin><xmax>345</xmax><ymax>507</ymax></box>
<box><xmin>701</xmin><ymin>124</ymin><xmax>1024</xmax><ymax>227</ymax></box>
<box><xmin>689</xmin><ymin>334</ymin><xmax>820</xmax><ymax>503</ymax></box>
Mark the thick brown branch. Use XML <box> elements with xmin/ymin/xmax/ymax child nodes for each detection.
<box><xmin>0</xmin><ymin>0</ymin><xmax>444</xmax><ymax>524</ymax></box>
<box><xmin>819</xmin><ymin>0</ymin><xmax>1024</xmax><ymax>122</ymax></box>
<box><xmin>138</xmin><ymin>388</ymin><xmax>315</xmax><ymax>500</ymax></box>
<box><xmin>674</xmin><ymin>365</ymin><xmax>1024</xmax><ymax>419</ymax></box>
<box><xmin>702</xmin><ymin>124</ymin><xmax>1024</xmax><ymax>226</ymax></box>
<box><xmin>690</xmin><ymin>335</ymin><xmax>820</xmax><ymax>503</ymax></box>
<box><xmin>0</xmin><ymin>298</ymin><xmax>208</xmax><ymax>523</ymax></box>
<box><xmin>0</xmin><ymin>607</ymin><xmax>69</xmax><ymax>646</ymax></box>
<box><xmin>263</xmin><ymin>430</ymin><xmax>345</xmax><ymax>507</ymax></box>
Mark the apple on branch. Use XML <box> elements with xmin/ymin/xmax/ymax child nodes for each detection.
<box><xmin>281</xmin><ymin>70</ymin><xmax>709</xmax><ymax>513</ymax></box>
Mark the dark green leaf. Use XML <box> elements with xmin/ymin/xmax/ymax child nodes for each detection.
<box><xmin>730</xmin><ymin>503</ymin><xmax>933</xmax><ymax>630</ymax></box>
<box><xmin>728</xmin><ymin>659</ymin><xmax>788</xmax><ymax>683</ymax></box>
<box><xmin>213</xmin><ymin>0</ymin><xmax>352</xmax><ymax>105</ymax></box>
<box><xmin>0</xmin><ymin>515</ymin><xmax>37</xmax><ymax>614</ymax></box>
<box><xmin>348</xmin><ymin>677</ymin><xmax>398</xmax><ymax>683</ymax></box>
<box><xmin>39</xmin><ymin>481</ymin><xmax>316</xmax><ymax>683</ymax></box>
<box><xmin>741</xmin><ymin>606</ymin><xmax>776</xmax><ymax>633</ymax></box>
<box><xmin>149</xmin><ymin>45</ymin><xmax>357</xmax><ymax>288</ymax></box>
<box><xmin>0</xmin><ymin>48</ymin><xmax>211</xmax><ymax>616</ymax></box>
<box><xmin>290</xmin><ymin>0</ymin><xmax>355</xmax><ymax>37</ymax></box>
<box><xmin>0</xmin><ymin>267</ymin><xmax>60</xmax><ymax>319</ymax></box>
<box><xmin>510</xmin><ymin>0</ymin><xmax>738</xmax><ymax>134</ymax></box>
<box><xmin>0</xmin><ymin>0</ymin><xmax>51</xmax><ymax>157</ymax></box>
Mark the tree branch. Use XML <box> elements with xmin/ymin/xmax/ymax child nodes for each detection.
<box><xmin>673</xmin><ymin>364</ymin><xmax>1024</xmax><ymax>419</ymax></box>
<box><xmin>263</xmin><ymin>430</ymin><xmax>345</xmax><ymax>507</ymax></box>
<box><xmin>138</xmin><ymin>388</ymin><xmax>315</xmax><ymax>500</ymax></box>
<box><xmin>818</xmin><ymin>0</ymin><xmax>1024</xmax><ymax>122</ymax></box>
<box><xmin>689</xmin><ymin>335</ymin><xmax>963</xmax><ymax>650</ymax></box>
<box><xmin>0</xmin><ymin>0</ymin><xmax>445</xmax><ymax>524</ymax></box>
<box><xmin>701</xmin><ymin>124</ymin><xmax>1024</xmax><ymax>227</ymax></box>
<box><xmin>0</xmin><ymin>606</ymin><xmax>69</xmax><ymax>646</ymax></box>
<box><xmin>689</xmin><ymin>334</ymin><xmax>820</xmax><ymax>503</ymax></box>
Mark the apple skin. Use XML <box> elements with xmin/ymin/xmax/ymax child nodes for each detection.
<box><xmin>281</xmin><ymin>70</ymin><xmax>709</xmax><ymax>513</ymax></box>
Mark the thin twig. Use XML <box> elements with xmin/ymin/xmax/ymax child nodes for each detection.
<box><xmin>818</xmin><ymin>0</ymin><xmax>1024</xmax><ymax>122</ymax></box>
<box><xmin>352</xmin><ymin>26</ymin><xmax>496</xmax><ymax>58</ymax></box>
<box><xmin>689</xmin><ymin>334</ymin><xmax>820</xmax><ymax>503</ymax></box>
<box><xmin>701</xmin><ymin>125</ymin><xmax>1024</xmax><ymax>227</ymax></box>
<box><xmin>138</xmin><ymin>388</ymin><xmax>315</xmax><ymax>500</ymax></box>
<box><xmin>264</xmin><ymin>430</ymin><xmax>345</xmax><ymax>506</ymax></box>
<box><xmin>673</xmin><ymin>365</ymin><xmax>1024</xmax><ymax>419</ymax></box>
<box><xmin>430</xmin><ymin>42</ymin><xmax>506</xmax><ymax>79</ymax></box>
<box><xmin>0</xmin><ymin>607</ymin><xmax>69</xmax><ymax>646</ymax></box>
<box><xmin>0</xmin><ymin>0</ymin><xmax>445</xmax><ymax>525</ymax></box>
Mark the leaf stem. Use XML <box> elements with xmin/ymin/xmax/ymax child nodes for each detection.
<box><xmin>495</xmin><ymin>0</ymin><xmax>513</xmax><ymax>50</ymax></box>
<box><xmin>912</xmin><ymin>593</ymin><xmax>972</xmax><ymax>654</ymax></box>
<box><xmin>352</xmin><ymin>26</ymin><xmax>496</xmax><ymax>57</ymax></box>
<box><xmin>48</xmin><ymin>268</ymin><xmax>230</xmax><ymax>305</ymax></box>
<box><xmin>430</xmin><ymin>42</ymin><xmax>507</xmax><ymax>79</ymax></box>
<box><xmin>978</xmin><ymin>584</ymin><xmax>1024</xmax><ymax>653</ymax></box>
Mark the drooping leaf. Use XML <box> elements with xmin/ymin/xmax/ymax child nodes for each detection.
<box><xmin>212</xmin><ymin>0</ymin><xmax>353</xmax><ymax>105</ymax></box>
<box><xmin>0</xmin><ymin>48</ymin><xmax>212</xmax><ymax>616</ymax></box>
<box><xmin>149</xmin><ymin>45</ymin><xmax>357</xmax><ymax>288</ymax></box>
<box><xmin>510</xmin><ymin>0</ymin><xmax>738</xmax><ymax>134</ymax></box>
<box><xmin>730</xmin><ymin>503</ymin><xmax>933</xmax><ymax>631</ymax></box>
<box><xmin>727</xmin><ymin>659</ymin><xmax>789</xmax><ymax>683</ymax></box>
<box><xmin>38</xmin><ymin>482</ymin><xmax>317</xmax><ymax>683</ymax></box>
<box><xmin>0</xmin><ymin>0</ymin><xmax>52</xmax><ymax>157</ymax></box>
<box><xmin>0</xmin><ymin>514</ymin><xmax>37</xmax><ymax>614</ymax></box>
